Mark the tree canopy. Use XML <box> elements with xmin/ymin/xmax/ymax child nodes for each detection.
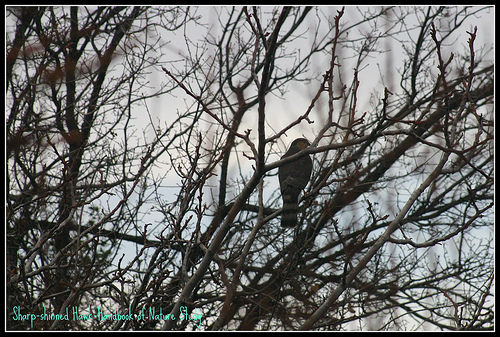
<box><xmin>6</xmin><ymin>6</ymin><xmax>493</xmax><ymax>331</ymax></box>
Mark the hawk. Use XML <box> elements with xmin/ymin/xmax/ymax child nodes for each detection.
<box><xmin>278</xmin><ymin>138</ymin><xmax>312</xmax><ymax>227</ymax></box>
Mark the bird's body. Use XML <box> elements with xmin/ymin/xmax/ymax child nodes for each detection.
<box><xmin>278</xmin><ymin>138</ymin><xmax>312</xmax><ymax>227</ymax></box>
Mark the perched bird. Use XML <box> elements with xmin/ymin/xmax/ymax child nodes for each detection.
<box><xmin>278</xmin><ymin>138</ymin><xmax>312</xmax><ymax>227</ymax></box>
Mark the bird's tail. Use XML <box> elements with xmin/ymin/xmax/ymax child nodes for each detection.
<box><xmin>281</xmin><ymin>201</ymin><xmax>298</xmax><ymax>227</ymax></box>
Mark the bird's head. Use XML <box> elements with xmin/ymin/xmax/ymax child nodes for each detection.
<box><xmin>291</xmin><ymin>138</ymin><xmax>310</xmax><ymax>150</ymax></box>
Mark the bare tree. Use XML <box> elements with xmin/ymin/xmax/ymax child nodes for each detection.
<box><xmin>6</xmin><ymin>6</ymin><xmax>196</xmax><ymax>330</ymax></box>
<box><xmin>7</xmin><ymin>6</ymin><xmax>493</xmax><ymax>331</ymax></box>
